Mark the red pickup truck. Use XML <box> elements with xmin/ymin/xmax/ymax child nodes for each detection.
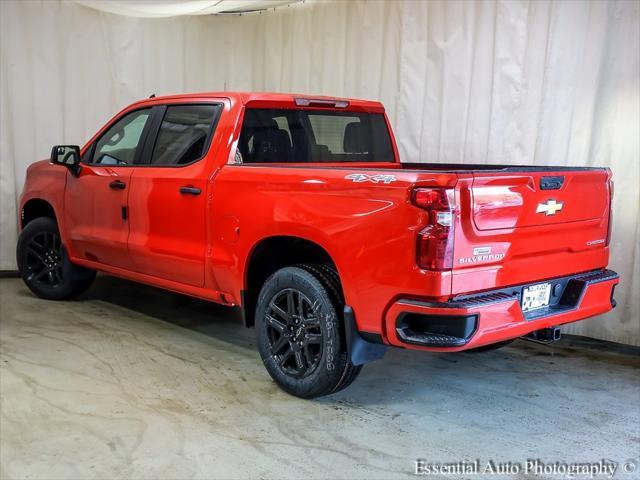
<box><xmin>17</xmin><ymin>92</ymin><xmax>619</xmax><ymax>398</ymax></box>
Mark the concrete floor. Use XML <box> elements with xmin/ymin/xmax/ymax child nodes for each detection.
<box><xmin>1</xmin><ymin>275</ymin><xmax>639</xmax><ymax>480</ymax></box>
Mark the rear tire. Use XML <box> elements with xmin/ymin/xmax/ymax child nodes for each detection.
<box><xmin>295</xmin><ymin>264</ymin><xmax>362</xmax><ymax>394</ymax></box>
<box><xmin>16</xmin><ymin>217</ymin><xmax>95</xmax><ymax>300</ymax></box>
<box><xmin>255</xmin><ymin>264</ymin><xmax>361</xmax><ymax>398</ymax></box>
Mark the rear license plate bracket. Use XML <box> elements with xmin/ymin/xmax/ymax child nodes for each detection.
<box><xmin>521</xmin><ymin>283</ymin><xmax>551</xmax><ymax>312</ymax></box>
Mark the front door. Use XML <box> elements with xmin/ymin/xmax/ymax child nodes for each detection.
<box><xmin>64</xmin><ymin>108</ymin><xmax>152</xmax><ymax>268</ymax></box>
<box><xmin>127</xmin><ymin>103</ymin><xmax>222</xmax><ymax>287</ymax></box>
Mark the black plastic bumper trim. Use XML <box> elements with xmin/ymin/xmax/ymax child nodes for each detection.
<box><xmin>394</xmin><ymin>312</ymin><xmax>478</xmax><ymax>347</ymax></box>
<box><xmin>395</xmin><ymin>325</ymin><xmax>475</xmax><ymax>347</ymax></box>
<box><xmin>400</xmin><ymin>269</ymin><xmax>618</xmax><ymax>315</ymax></box>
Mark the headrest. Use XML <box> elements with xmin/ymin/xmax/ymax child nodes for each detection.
<box><xmin>253</xmin><ymin>128</ymin><xmax>292</xmax><ymax>162</ymax></box>
<box><xmin>343</xmin><ymin>121</ymin><xmax>368</xmax><ymax>153</ymax></box>
<box><xmin>243</xmin><ymin>110</ymin><xmax>278</xmax><ymax>130</ymax></box>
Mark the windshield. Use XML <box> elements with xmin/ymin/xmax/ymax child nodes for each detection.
<box><xmin>237</xmin><ymin>108</ymin><xmax>394</xmax><ymax>163</ymax></box>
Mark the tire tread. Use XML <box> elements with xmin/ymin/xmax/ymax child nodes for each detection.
<box><xmin>295</xmin><ymin>263</ymin><xmax>362</xmax><ymax>395</ymax></box>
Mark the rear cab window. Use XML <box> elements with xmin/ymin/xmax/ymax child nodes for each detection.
<box><xmin>237</xmin><ymin>108</ymin><xmax>394</xmax><ymax>164</ymax></box>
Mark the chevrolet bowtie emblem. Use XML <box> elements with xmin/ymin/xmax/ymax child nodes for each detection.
<box><xmin>536</xmin><ymin>199</ymin><xmax>564</xmax><ymax>216</ymax></box>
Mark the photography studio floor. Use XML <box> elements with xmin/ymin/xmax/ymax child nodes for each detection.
<box><xmin>1</xmin><ymin>275</ymin><xmax>638</xmax><ymax>479</ymax></box>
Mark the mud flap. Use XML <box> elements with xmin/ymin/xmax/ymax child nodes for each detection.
<box><xmin>344</xmin><ymin>306</ymin><xmax>388</xmax><ymax>366</ymax></box>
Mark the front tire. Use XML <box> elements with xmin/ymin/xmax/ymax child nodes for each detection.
<box><xmin>255</xmin><ymin>265</ymin><xmax>361</xmax><ymax>398</ymax></box>
<box><xmin>16</xmin><ymin>217</ymin><xmax>95</xmax><ymax>300</ymax></box>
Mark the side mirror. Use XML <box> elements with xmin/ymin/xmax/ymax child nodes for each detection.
<box><xmin>50</xmin><ymin>145</ymin><xmax>81</xmax><ymax>176</ymax></box>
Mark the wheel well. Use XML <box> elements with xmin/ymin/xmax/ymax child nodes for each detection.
<box><xmin>242</xmin><ymin>236</ymin><xmax>337</xmax><ymax>327</ymax></box>
<box><xmin>21</xmin><ymin>199</ymin><xmax>56</xmax><ymax>228</ymax></box>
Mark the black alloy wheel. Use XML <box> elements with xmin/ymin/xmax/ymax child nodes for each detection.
<box><xmin>265</xmin><ymin>288</ymin><xmax>323</xmax><ymax>378</ymax></box>
<box><xmin>23</xmin><ymin>230</ymin><xmax>64</xmax><ymax>287</ymax></box>
<box><xmin>17</xmin><ymin>217</ymin><xmax>95</xmax><ymax>300</ymax></box>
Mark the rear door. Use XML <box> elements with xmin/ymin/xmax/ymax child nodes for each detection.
<box><xmin>451</xmin><ymin>169</ymin><xmax>612</xmax><ymax>295</ymax></box>
<box><xmin>127</xmin><ymin>103</ymin><xmax>223</xmax><ymax>287</ymax></box>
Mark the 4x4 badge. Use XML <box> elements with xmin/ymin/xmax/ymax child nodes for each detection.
<box><xmin>345</xmin><ymin>173</ymin><xmax>396</xmax><ymax>184</ymax></box>
<box><xmin>536</xmin><ymin>199</ymin><xmax>563</xmax><ymax>216</ymax></box>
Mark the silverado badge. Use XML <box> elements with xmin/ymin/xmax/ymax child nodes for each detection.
<box><xmin>536</xmin><ymin>199</ymin><xmax>563</xmax><ymax>216</ymax></box>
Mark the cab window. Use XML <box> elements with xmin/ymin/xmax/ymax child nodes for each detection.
<box><xmin>237</xmin><ymin>109</ymin><xmax>394</xmax><ymax>163</ymax></box>
<box><xmin>91</xmin><ymin>109</ymin><xmax>151</xmax><ymax>165</ymax></box>
<box><xmin>149</xmin><ymin>104</ymin><xmax>220</xmax><ymax>166</ymax></box>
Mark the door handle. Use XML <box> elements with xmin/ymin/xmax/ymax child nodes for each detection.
<box><xmin>180</xmin><ymin>186</ymin><xmax>201</xmax><ymax>195</ymax></box>
<box><xmin>109</xmin><ymin>180</ymin><xmax>126</xmax><ymax>190</ymax></box>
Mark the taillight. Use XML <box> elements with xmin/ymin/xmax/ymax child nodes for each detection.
<box><xmin>606</xmin><ymin>179</ymin><xmax>614</xmax><ymax>246</ymax></box>
<box><xmin>412</xmin><ymin>188</ymin><xmax>455</xmax><ymax>270</ymax></box>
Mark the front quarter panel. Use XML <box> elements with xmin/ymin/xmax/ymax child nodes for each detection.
<box><xmin>19</xmin><ymin>159</ymin><xmax>69</xmax><ymax>237</ymax></box>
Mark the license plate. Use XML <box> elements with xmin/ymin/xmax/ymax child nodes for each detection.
<box><xmin>521</xmin><ymin>283</ymin><xmax>551</xmax><ymax>311</ymax></box>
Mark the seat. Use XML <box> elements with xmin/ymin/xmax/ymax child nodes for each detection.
<box><xmin>252</xmin><ymin>126</ymin><xmax>293</xmax><ymax>163</ymax></box>
<box><xmin>343</xmin><ymin>121</ymin><xmax>368</xmax><ymax>153</ymax></box>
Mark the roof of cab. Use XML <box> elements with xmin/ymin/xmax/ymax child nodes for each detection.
<box><xmin>130</xmin><ymin>91</ymin><xmax>384</xmax><ymax>110</ymax></box>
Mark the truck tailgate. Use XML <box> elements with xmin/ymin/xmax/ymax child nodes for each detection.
<box><xmin>471</xmin><ymin>171</ymin><xmax>609</xmax><ymax>230</ymax></box>
<box><xmin>451</xmin><ymin>169</ymin><xmax>612</xmax><ymax>295</ymax></box>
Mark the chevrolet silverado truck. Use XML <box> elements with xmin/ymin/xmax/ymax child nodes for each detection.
<box><xmin>17</xmin><ymin>92</ymin><xmax>619</xmax><ymax>398</ymax></box>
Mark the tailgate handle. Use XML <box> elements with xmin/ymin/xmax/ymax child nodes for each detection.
<box><xmin>540</xmin><ymin>176</ymin><xmax>564</xmax><ymax>190</ymax></box>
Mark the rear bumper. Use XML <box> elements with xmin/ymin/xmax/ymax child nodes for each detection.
<box><xmin>384</xmin><ymin>269</ymin><xmax>619</xmax><ymax>352</ymax></box>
